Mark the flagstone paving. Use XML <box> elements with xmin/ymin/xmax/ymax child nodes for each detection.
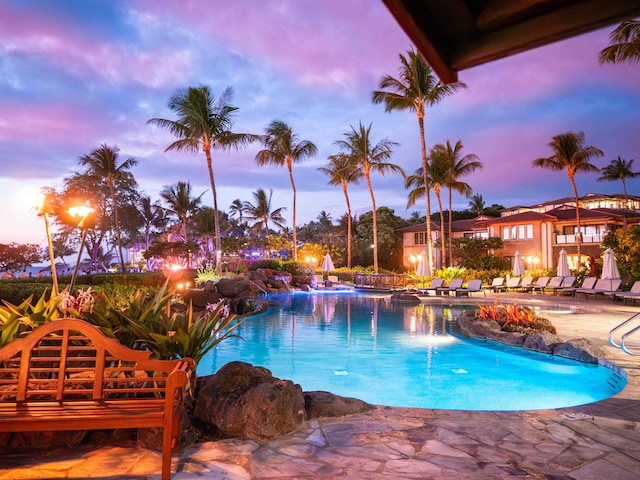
<box><xmin>1</xmin><ymin>293</ymin><xmax>639</xmax><ymax>479</ymax></box>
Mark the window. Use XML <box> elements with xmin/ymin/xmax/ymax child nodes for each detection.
<box><xmin>502</xmin><ymin>226</ymin><xmax>509</xmax><ymax>240</ymax></box>
<box><xmin>518</xmin><ymin>224</ymin><xmax>525</xmax><ymax>239</ymax></box>
<box><xmin>413</xmin><ymin>232</ymin><xmax>425</xmax><ymax>245</ymax></box>
<box><xmin>526</xmin><ymin>224</ymin><xmax>533</xmax><ymax>239</ymax></box>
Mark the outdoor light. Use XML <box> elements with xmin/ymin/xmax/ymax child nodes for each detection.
<box><xmin>68</xmin><ymin>204</ymin><xmax>96</xmax><ymax>291</ymax></box>
<box><xmin>36</xmin><ymin>194</ymin><xmax>59</xmax><ymax>296</ymax></box>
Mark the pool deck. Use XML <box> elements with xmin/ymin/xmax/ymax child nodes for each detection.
<box><xmin>2</xmin><ymin>293</ymin><xmax>640</xmax><ymax>479</ymax></box>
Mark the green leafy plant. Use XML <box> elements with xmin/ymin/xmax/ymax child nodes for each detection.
<box><xmin>0</xmin><ymin>290</ymin><xmax>61</xmax><ymax>347</ymax></box>
<box><xmin>194</xmin><ymin>266</ymin><xmax>222</xmax><ymax>286</ymax></box>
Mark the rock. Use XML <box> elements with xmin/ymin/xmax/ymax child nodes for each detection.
<box><xmin>523</xmin><ymin>331</ymin><xmax>562</xmax><ymax>354</ymax></box>
<box><xmin>304</xmin><ymin>391</ymin><xmax>373</xmax><ymax>418</ymax></box>
<box><xmin>193</xmin><ymin>362</ymin><xmax>306</xmax><ymax>441</ymax></box>
<box><xmin>216</xmin><ymin>278</ymin><xmax>256</xmax><ymax>298</ymax></box>
<box><xmin>458</xmin><ymin>315</ymin><xmax>501</xmax><ymax>337</ymax></box>
<box><xmin>246</xmin><ymin>270</ymin><xmax>268</xmax><ymax>285</ymax></box>
<box><xmin>553</xmin><ymin>339</ymin><xmax>604</xmax><ymax>364</ymax></box>
<box><xmin>485</xmin><ymin>330</ymin><xmax>526</xmax><ymax>346</ymax></box>
<box><xmin>390</xmin><ymin>293</ymin><xmax>421</xmax><ymax>304</ymax></box>
<box><xmin>182</xmin><ymin>289</ymin><xmax>223</xmax><ymax>310</ymax></box>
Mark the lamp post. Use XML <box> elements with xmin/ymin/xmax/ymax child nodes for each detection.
<box><xmin>37</xmin><ymin>195</ymin><xmax>59</xmax><ymax>296</ymax></box>
<box><xmin>68</xmin><ymin>205</ymin><xmax>95</xmax><ymax>291</ymax></box>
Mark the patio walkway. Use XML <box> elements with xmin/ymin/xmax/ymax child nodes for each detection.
<box><xmin>2</xmin><ymin>294</ymin><xmax>640</xmax><ymax>479</ymax></box>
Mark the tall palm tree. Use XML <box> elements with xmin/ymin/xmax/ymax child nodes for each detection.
<box><xmin>468</xmin><ymin>193</ymin><xmax>485</xmax><ymax>215</ymax></box>
<box><xmin>599</xmin><ymin>19</ymin><xmax>640</xmax><ymax>65</ymax></box>
<box><xmin>255</xmin><ymin>120</ymin><xmax>317</xmax><ymax>261</ymax></box>
<box><xmin>78</xmin><ymin>144</ymin><xmax>137</xmax><ymax>273</ymax></box>
<box><xmin>148</xmin><ymin>85</ymin><xmax>258</xmax><ymax>271</ymax></box>
<box><xmin>228</xmin><ymin>199</ymin><xmax>246</xmax><ymax>224</ymax></box>
<box><xmin>138</xmin><ymin>195</ymin><xmax>167</xmax><ymax>270</ymax></box>
<box><xmin>159</xmin><ymin>181</ymin><xmax>204</xmax><ymax>245</ymax></box>
<box><xmin>597</xmin><ymin>156</ymin><xmax>639</xmax><ymax>206</ymax></box>
<box><xmin>334</xmin><ymin>122</ymin><xmax>403</xmax><ymax>273</ymax></box>
<box><xmin>532</xmin><ymin>131</ymin><xmax>603</xmax><ymax>261</ymax></box>
<box><xmin>372</xmin><ymin>48</ymin><xmax>465</xmax><ymax>274</ymax></box>
<box><xmin>318</xmin><ymin>153</ymin><xmax>362</xmax><ymax>267</ymax></box>
<box><xmin>243</xmin><ymin>188</ymin><xmax>287</xmax><ymax>238</ymax></box>
<box><xmin>425</xmin><ymin>154</ymin><xmax>449</xmax><ymax>268</ymax></box>
<box><xmin>437</xmin><ymin>140</ymin><xmax>482</xmax><ymax>265</ymax></box>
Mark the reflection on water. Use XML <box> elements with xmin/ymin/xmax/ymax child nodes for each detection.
<box><xmin>198</xmin><ymin>292</ymin><xmax>625</xmax><ymax>411</ymax></box>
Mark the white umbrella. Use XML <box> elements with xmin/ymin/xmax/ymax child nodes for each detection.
<box><xmin>513</xmin><ymin>251</ymin><xmax>525</xmax><ymax>276</ymax></box>
<box><xmin>557</xmin><ymin>249</ymin><xmax>570</xmax><ymax>277</ymax></box>
<box><xmin>416</xmin><ymin>250</ymin><xmax>430</xmax><ymax>277</ymax></box>
<box><xmin>321</xmin><ymin>253</ymin><xmax>335</xmax><ymax>272</ymax></box>
<box><xmin>602</xmin><ymin>248</ymin><xmax>620</xmax><ymax>290</ymax></box>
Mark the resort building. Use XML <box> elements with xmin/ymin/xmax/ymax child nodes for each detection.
<box><xmin>399</xmin><ymin>193</ymin><xmax>640</xmax><ymax>272</ymax></box>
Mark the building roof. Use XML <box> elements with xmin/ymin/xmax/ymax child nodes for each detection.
<box><xmin>500</xmin><ymin>192</ymin><xmax>640</xmax><ymax>214</ymax></box>
<box><xmin>479</xmin><ymin>210</ymin><xmax>557</xmax><ymax>225</ymax></box>
<box><xmin>397</xmin><ymin>215</ymin><xmax>492</xmax><ymax>232</ymax></box>
<box><xmin>382</xmin><ymin>0</ymin><xmax>640</xmax><ymax>83</ymax></box>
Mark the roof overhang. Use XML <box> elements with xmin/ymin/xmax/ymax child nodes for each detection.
<box><xmin>382</xmin><ymin>0</ymin><xmax>640</xmax><ymax>83</ymax></box>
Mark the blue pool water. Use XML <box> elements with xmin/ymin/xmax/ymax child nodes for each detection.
<box><xmin>198</xmin><ymin>291</ymin><xmax>626</xmax><ymax>411</ymax></box>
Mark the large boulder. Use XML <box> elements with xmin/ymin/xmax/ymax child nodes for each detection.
<box><xmin>181</xmin><ymin>289</ymin><xmax>223</xmax><ymax>310</ymax></box>
<box><xmin>304</xmin><ymin>391</ymin><xmax>373</xmax><ymax>418</ymax></box>
<box><xmin>216</xmin><ymin>277</ymin><xmax>256</xmax><ymax>298</ymax></box>
<box><xmin>523</xmin><ymin>331</ymin><xmax>562</xmax><ymax>354</ymax></box>
<box><xmin>192</xmin><ymin>362</ymin><xmax>306</xmax><ymax>441</ymax></box>
<box><xmin>553</xmin><ymin>338</ymin><xmax>604</xmax><ymax>364</ymax></box>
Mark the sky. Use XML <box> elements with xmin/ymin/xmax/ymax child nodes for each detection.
<box><xmin>1</xmin><ymin>0</ymin><xmax>639</xmax><ymax>249</ymax></box>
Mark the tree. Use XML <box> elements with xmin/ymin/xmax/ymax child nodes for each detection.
<box><xmin>78</xmin><ymin>144</ymin><xmax>137</xmax><ymax>273</ymax></box>
<box><xmin>468</xmin><ymin>194</ymin><xmax>485</xmax><ymax>215</ymax></box>
<box><xmin>148</xmin><ymin>85</ymin><xmax>258</xmax><ymax>271</ymax></box>
<box><xmin>137</xmin><ymin>195</ymin><xmax>167</xmax><ymax>270</ymax></box>
<box><xmin>352</xmin><ymin>207</ymin><xmax>407</xmax><ymax>271</ymax></box>
<box><xmin>193</xmin><ymin>207</ymin><xmax>218</xmax><ymax>265</ymax></box>
<box><xmin>372</xmin><ymin>48</ymin><xmax>465</xmax><ymax>274</ymax></box>
<box><xmin>438</xmin><ymin>139</ymin><xmax>482</xmax><ymax>266</ymax></box>
<box><xmin>599</xmin><ymin>20</ymin><xmax>640</xmax><ymax>65</ymax></box>
<box><xmin>0</xmin><ymin>243</ymin><xmax>42</xmax><ymax>272</ymax></box>
<box><xmin>317</xmin><ymin>153</ymin><xmax>362</xmax><ymax>267</ymax></box>
<box><xmin>597</xmin><ymin>156</ymin><xmax>639</xmax><ymax>206</ymax></box>
<box><xmin>255</xmin><ymin>120</ymin><xmax>317</xmax><ymax>261</ymax></box>
<box><xmin>159</xmin><ymin>181</ymin><xmax>204</xmax><ymax>246</ymax></box>
<box><xmin>532</xmin><ymin>131</ymin><xmax>604</xmax><ymax>261</ymax></box>
<box><xmin>334</xmin><ymin>122</ymin><xmax>403</xmax><ymax>273</ymax></box>
<box><xmin>243</xmin><ymin>188</ymin><xmax>287</xmax><ymax>238</ymax></box>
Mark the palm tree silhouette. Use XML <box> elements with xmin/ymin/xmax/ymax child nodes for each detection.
<box><xmin>599</xmin><ymin>20</ymin><xmax>640</xmax><ymax>65</ymax></box>
<box><xmin>159</xmin><ymin>181</ymin><xmax>204</xmax><ymax>246</ymax></box>
<box><xmin>243</xmin><ymin>188</ymin><xmax>287</xmax><ymax>239</ymax></box>
<box><xmin>597</xmin><ymin>156</ymin><xmax>639</xmax><ymax>207</ymax></box>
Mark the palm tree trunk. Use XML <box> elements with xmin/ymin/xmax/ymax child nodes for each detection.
<box><xmin>204</xmin><ymin>148</ymin><xmax>223</xmax><ymax>272</ymax></box>
<box><xmin>108</xmin><ymin>179</ymin><xmax>127</xmax><ymax>273</ymax></box>
<box><xmin>418</xmin><ymin>115</ymin><xmax>433</xmax><ymax>274</ymax></box>
<box><xmin>366</xmin><ymin>174</ymin><xmax>378</xmax><ymax>273</ymax></box>
<box><xmin>569</xmin><ymin>176</ymin><xmax>582</xmax><ymax>262</ymax></box>
<box><xmin>342</xmin><ymin>182</ymin><xmax>353</xmax><ymax>268</ymax></box>
<box><xmin>287</xmin><ymin>160</ymin><xmax>298</xmax><ymax>261</ymax></box>
<box><xmin>447</xmin><ymin>186</ymin><xmax>453</xmax><ymax>267</ymax></box>
<box><xmin>435</xmin><ymin>186</ymin><xmax>446</xmax><ymax>270</ymax></box>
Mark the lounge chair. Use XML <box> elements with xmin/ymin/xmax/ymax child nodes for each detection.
<box><xmin>541</xmin><ymin>276</ymin><xmax>563</xmax><ymax>294</ymax></box>
<box><xmin>314</xmin><ymin>274</ymin><xmax>325</xmax><ymax>288</ymax></box>
<box><xmin>496</xmin><ymin>276</ymin><xmax>521</xmax><ymax>292</ymax></box>
<box><xmin>546</xmin><ymin>276</ymin><xmax>575</xmax><ymax>295</ymax></box>
<box><xmin>327</xmin><ymin>275</ymin><xmax>340</xmax><ymax>286</ymax></box>
<box><xmin>526</xmin><ymin>276</ymin><xmax>549</xmax><ymax>293</ymax></box>
<box><xmin>612</xmin><ymin>281</ymin><xmax>640</xmax><ymax>304</ymax></box>
<box><xmin>564</xmin><ymin>277</ymin><xmax>597</xmax><ymax>296</ymax></box>
<box><xmin>516</xmin><ymin>276</ymin><xmax>534</xmax><ymax>292</ymax></box>
<box><xmin>421</xmin><ymin>277</ymin><xmax>444</xmax><ymax>295</ymax></box>
<box><xmin>584</xmin><ymin>278</ymin><xmax>622</xmax><ymax>299</ymax></box>
<box><xmin>455</xmin><ymin>279</ymin><xmax>485</xmax><ymax>297</ymax></box>
<box><xmin>436</xmin><ymin>278</ymin><xmax>464</xmax><ymax>296</ymax></box>
<box><xmin>485</xmin><ymin>277</ymin><xmax>505</xmax><ymax>293</ymax></box>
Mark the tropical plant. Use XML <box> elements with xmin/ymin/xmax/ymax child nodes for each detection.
<box><xmin>468</xmin><ymin>193</ymin><xmax>485</xmax><ymax>215</ymax></box>
<box><xmin>318</xmin><ymin>153</ymin><xmax>362</xmax><ymax>267</ymax></box>
<box><xmin>159</xmin><ymin>181</ymin><xmax>204</xmax><ymax>244</ymax></box>
<box><xmin>476</xmin><ymin>298</ymin><xmax>556</xmax><ymax>334</ymax></box>
<box><xmin>532</xmin><ymin>131</ymin><xmax>604</xmax><ymax>261</ymax></box>
<box><xmin>148</xmin><ymin>85</ymin><xmax>258</xmax><ymax>271</ymax></box>
<box><xmin>255</xmin><ymin>120</ymin><xmax>317</xmax><ymax>261</ymax></box>
<box><xmin>334</xmin><ymin>122</ymin><xmax>403</xmax><ymax>273</ymax></box>
<box><xmin>372</xmin><ymin>48</ymin><xmax>465</xmax><ymax>274</ymax></box>
<box><xmin>243</xmin><ymin>188</ymin><xmax>287</xmax><ymax>238</ymax></box>
<box><xmin>78</xmin><ymin>144</ymin><xmax>137</xmax><ymax>273</ymax></box>
<box><xmin>137</xmin><ymin>195</ymin><xmax>167</xmax><ymax>270</ymax></box>
<box><xmin>599</xmin><ymin>19</ymin><xmax>640</xmax><ymax>65</ymax></box>
<box><xmin>194</xmin><ymin>265</ymin><xmax>222</xmax><ymax>286</ymax></box>
<box><xmin>597</xmin><ymin>156</ymin><xmax>638</xmax><ymax>206</ymax></box>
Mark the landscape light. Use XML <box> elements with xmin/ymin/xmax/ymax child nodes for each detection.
<box><xmin>36</xmin><ymin>194</ymin><xmax>59</xmax><ymax>296</ymax></box>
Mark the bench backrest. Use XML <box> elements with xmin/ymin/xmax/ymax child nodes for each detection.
<box><xmin>0</xmin><ymin>318</ymin><xmax>192</xmax><ymax>403</ymax></box>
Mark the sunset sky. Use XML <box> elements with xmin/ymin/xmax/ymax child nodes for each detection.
<box><xmin>1</xmin><ymin>0</ymin><xmax>639</xmax><ymax>249</ymax></box>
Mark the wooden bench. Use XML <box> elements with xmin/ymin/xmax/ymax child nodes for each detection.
<box><xmin>0</xmin><ymin>318</ymin><xmax>194</xmax><ymax>480</ymax></box>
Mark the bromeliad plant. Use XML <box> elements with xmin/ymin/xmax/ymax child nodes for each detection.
<box><xmin>476</xmin><ymin>298</ymin><xmax>556</xmax><ymax>334</ymax></box>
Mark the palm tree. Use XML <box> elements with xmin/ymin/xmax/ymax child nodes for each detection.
<box><xmin>438</xmin><ymin>140</ymin><xmax>482</xmax><ymax>265</ymax></box>
<box><xmin>425</xmin><ymin>153</ymin><xmax>449</xmax><ymax>268</ymax></box>
<box><xmin>193</xmin><ymin>207</ymin><xmax>218</xmax><ymax>264</ymax></box>
<box><xmin>372</xmin><ymin>48</ymin><xmax>465</xmax><ymax>274</ymax></box>
<box><xmin>334</xmin><ymin>122</ymin><xmax>403</xmax><ymax>273</ymax></box>
<box><xmin>597</xmin><ymin>156</ymin><xmax>639</xmax><ymax>206</ymax></box>
<box><xmin>318</xmin><ymin>153</ymin><xmax>362</xmax><ymax>267</ymax></box>
<box><xmin>599</xmin><ymin>20</ymin><xmax>640</xmax><ymax>65</ymax></box>
<box><xmin>243</xmin><ymin>188</ymin><xmax>287</xmax><ymax>238</ymax></box>
<box><xmin>159</xmin><ymin>181</ymin><xmax>204</xmax><ymax>245</ymax></box>
<box><xmin>532</xmin><ymin>131</ymin><xmax>604</xmax><ymax>261</ymax></box>
<box><xmin>468</xmin><ymin>194</ymin><xmax>485</xmax><ymax>215</ymax></box>
<box><xmin>148</xmin><ymin>85</ymin><xmax>258</xmax><ymax>271</ymax></box>
<box><xmin>255</xmin><ymin>120</ymin><xmax>317</xmax><ymax>261</ymax></box>
<box><xmin>137</xmin><ymin>195</ymin><xmax>167</xmax><ymax>270</ymax></box>
<box><xmin>78</xmin><ymin>144</ymin><xmax>137</xmax><ymax>273</ymax></box>
<box><xmin>228</xmin><ymin>199</ymin><xmax>246</xmax><ymax>224</ymax></box>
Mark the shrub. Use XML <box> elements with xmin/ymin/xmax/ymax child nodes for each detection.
<box><xmin>476</xmin><ymin>298</ymin><xmax>556</xmax><ymax>335</ymax></box>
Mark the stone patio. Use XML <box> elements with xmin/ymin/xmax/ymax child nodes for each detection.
<box><xmin>1</xmin><ymin>293</ymin><xmax>639</xmax><ymax>479</ymax></box>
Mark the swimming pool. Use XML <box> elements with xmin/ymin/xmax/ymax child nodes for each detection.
<box><xmin>198</xmin><ymin>291</ymin><xmax>626</xmax><ymax>411</ymax></box>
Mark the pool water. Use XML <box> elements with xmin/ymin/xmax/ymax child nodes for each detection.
<box><xmin>198</xmin><ymin>292</ymin><xmax>626</xmax><ymax>411</ymax></box>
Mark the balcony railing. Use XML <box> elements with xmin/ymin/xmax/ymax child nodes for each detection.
<box><xmin>556</xmin><ymin>233</ymin><xmax>604</xmax><ymax>244</ymax></box>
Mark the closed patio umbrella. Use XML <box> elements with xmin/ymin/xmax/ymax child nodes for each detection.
<box><xmin>513</xmin><ymin>251</ymin><xmax>525</xmax><ymax>276</ymax></box>
<box><xmin>557</xmin><ymin>249</ymin><xmax>570</xmax><ymax>277</ymax></box>
<box><xmin>416</xmin><ymin>250</ymin><xmax>430</xmax><ymax>277</ymax></box>
<box><xmin>321</xmin><ymin>253</ymin><xmax>335</xmax><ymax>272</ymax></box>
<box><xmin>602</xmin><ymin>248</ymin><xmax>620</xmax><ymax>290</ymax></box>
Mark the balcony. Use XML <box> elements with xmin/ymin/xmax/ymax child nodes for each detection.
<box><xmin>556</xmin><ymin>233</ymin><xmax>604</xmax><ymax>244</ymax></box>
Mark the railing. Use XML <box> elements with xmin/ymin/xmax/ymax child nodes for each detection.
<box><xmin>556</xmin><ymin>233</ymin><xmax>604</xmax><ymax>244</ymax></box>
<box><xmin>608</xmin><ymin>312</ymin><xmax>640</xmax><ymax>355</ymax></box>
<box><xmin>354</xmin><ymin>273</ymin><xmax>410</xmax><ymax>290</ymax></box>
